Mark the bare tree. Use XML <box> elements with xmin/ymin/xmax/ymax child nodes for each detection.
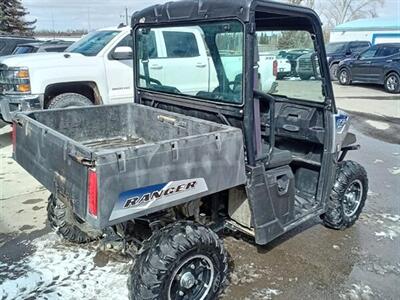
<box><xmin>321</xmin><ymin>0</ymin><xmax>385</xmax><ymax>29</ymax></box>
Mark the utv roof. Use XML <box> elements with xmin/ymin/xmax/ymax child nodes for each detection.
<box><xmin>132</xmin><ymin>0</ymin><xmax>322</xmax><ymax>30</ymax></box>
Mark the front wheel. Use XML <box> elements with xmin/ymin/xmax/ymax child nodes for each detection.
<box><xmin>128</xmin><ymin>221</ymin><xmax>228</xmax><ymax>300</ymax></box>
<box><xmin>322</xmin><ymin>161</ymin><xmax>368</xmax><ymax>230</ymax></box>
<box><xmin>338</xmin><ymin>68</ymin><xmax>351</xmax><ymax>85</ymax></box>
<box><xmin>384</xmin><ymin>72</ymin><xmax>400</xmax><ymax>94</ymax></box>
<box><xmin>47</xmin><ymin>93</ymin><xmax>93</xmax><ymax>109</ymax></box>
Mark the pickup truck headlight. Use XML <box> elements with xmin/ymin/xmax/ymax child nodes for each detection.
<box><xmin>0</xmin><ymin>65</ymin><xmax>31</xmax><ymax>94</ymax></box>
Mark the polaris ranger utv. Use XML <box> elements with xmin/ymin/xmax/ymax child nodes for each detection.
<box><xmin>12</xmin><ymin>0</ymin><xmax>368</xmax><ymax>299</ymax></box>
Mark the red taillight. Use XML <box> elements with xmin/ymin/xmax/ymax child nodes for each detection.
<box><xmin>88</xmin><ymin>169</ymin><xmax>98</xmax><ymax>217</ymax></box>
<box><xmin>12</xmin><ymin>123</ymin><xmax>16</xmax><ymax>153</ymax></box>
<box><xmin>273</xmin><ymin>60</ymin><xmax>278</xmax><ymax>77</ymax></box>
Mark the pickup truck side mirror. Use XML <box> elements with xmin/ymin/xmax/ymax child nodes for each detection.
<box><xmin>112</xmin><ymin>46</ymin><xmax>133</xmax><ymax>60</ymax></box>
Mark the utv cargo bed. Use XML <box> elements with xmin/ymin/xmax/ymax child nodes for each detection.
<box><xmin>13</xmin><ymin>103</ymin><xmax>246</xmax><ymax>228</ymax></box>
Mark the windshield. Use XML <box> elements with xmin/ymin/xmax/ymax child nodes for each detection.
<box><xmin>326</xmin><ymin>42</ymin><xmax>346</xmax><ymax>53</ymax></box>
<box><xmin>66</xmin><ymin>30</ymin><xmax>119</xmax><ymax>56</ymax></box>
<box><xmin>136</xmin><ymin>21</ymin><xmax>244</xmax><ymax>105</ymax></box>
<box><xmin>12</xmin><ymin>46</ymin><xmax>36</xmax><ymax>54</ymax></box>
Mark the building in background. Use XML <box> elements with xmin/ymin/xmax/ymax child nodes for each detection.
<box><xmin>330</xmin><ymin>17</ymin><xmax>400</xmax><ymax>45</ymax></box>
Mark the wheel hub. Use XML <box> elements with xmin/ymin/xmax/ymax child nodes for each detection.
<box><xmin>343</xmin><ymin>179</ymin><xmax>363</xmax><ymax>217</ymax></box>
<box><xmin>180</xmin><ymin>272</ymin><xmax>196</xmax><ymax>289</ymax></box>
<box><xmin>168</xmin><ymin>254</ymin><xmax>214</xmax><ymax>300</ymax></box>
<box><xmin>387</xmin><ymin>76</ymin><xmax>398</xmax><ymax>91</ymax></box>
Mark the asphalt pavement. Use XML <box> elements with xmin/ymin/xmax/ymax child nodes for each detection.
<box><xmin>0</xmin><ymin>85</ymin><xmax>399</xmax><ymax>300</ymax></box>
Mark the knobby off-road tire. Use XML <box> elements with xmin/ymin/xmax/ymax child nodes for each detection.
<box><xmin>128</xmin><ymin>221</ymin><xmax>228</xmax><ymax>300</ymax></box>
<box><xmin>47</xmin><ymin>195</ymin><xmax>101</xmax><ymax>243</ymax></box>
<box><xmin>322</xmin><ymin>160</ymin><xmax>368</xmax><ymax>230</ymax></box>
<box><xmin>47</xmin><ymin>93</ymin><xmax>93</xmax><ymax>109</ymax></box>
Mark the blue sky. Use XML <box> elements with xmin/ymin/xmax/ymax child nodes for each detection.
<box><xmin>22</xmin><ymin>0</ymin><xmax>399</xmax><ymax>31</ymax></box>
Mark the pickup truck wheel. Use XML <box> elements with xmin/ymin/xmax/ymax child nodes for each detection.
<box><xmin>47</xmin><ymin>93</ymin><xmax>93</xmax><ymax>109</ymax></box>
<box><xmin>384</xmin><ymin>72</ymin><xmax>400</xmax><ymax>94</ymax></box>
<box><xmin>128</xmin><ymin>221</ymin><xmax>228</xmax><ymax>300</ymax></box>
<box><xmin>47</xmin><ymin>195</ymin><xmax>101</xmax><ymax>243</ymax></box>
<box><xmin>322</xmin><ymin>161</ymin><xmax>368</xmax><ymax>230</ymax></box>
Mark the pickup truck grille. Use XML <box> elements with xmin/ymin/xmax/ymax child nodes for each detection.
<box><xmin>0</xmin><ymin>64</ymin><xmax>10</xmax><ymax>94</ymax></box>
<box><xmin>298</xmin><ymin>59</ymin><xmax>312</xmax><ymax>70</ymax></box>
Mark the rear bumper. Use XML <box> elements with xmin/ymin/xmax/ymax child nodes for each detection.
<box><xmin>0</xmin><ymin>94</ymin><xmax>43</xmax><ymax>122</ymax></box>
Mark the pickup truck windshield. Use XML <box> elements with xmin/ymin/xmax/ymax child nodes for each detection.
<box><xmin>66</xmin><ymin>30</ymin><xmax>119</xmax><ymax>56</ymax></box>
<box><xmin>136</xmin><ymin>21</ymin><xmax>244</xmax><ymax>105</ymax></box>
<box><xmin>326</xmin><ymin>42</ymin><xmax>347</xmax><ymax>53</ymax></box>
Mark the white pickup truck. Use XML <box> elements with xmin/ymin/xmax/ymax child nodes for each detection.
<box><xmin>0</xmin><ymin>25</ymin><xmax>276</xmax><ymax>122</ymax></box>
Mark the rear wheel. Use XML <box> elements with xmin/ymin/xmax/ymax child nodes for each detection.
<box><xmin>47</xmin><ymin>195</ymin><xmax>101</xmax><ymax>243</ymax></box>
<box><xmin>47</xmin><ymin>92</ymin><xmax>93</xmax><ymax>109</ymax></box>
<box><xmin>322</xmin><ymin>161</ymin><xmax>368</xmax><ymax>230</ymax></box>
<box><xmin>338</xmin><ymin>68</ymin><xmax>351</xmax><ymax>85</ymax></box>
<box><xmin>329</xmin><ymin>64</ymin><xmax>339</xmax><ymax>81</ymax></box>
<box><xmin>384</xmin><ymin>72</ymin><xmax>400</xmax><ymax>94</ymax></box>
<box><xmin>128</xmin><ymin>221</ymin><xmax>228</xmax><ymax>300</ymax></box>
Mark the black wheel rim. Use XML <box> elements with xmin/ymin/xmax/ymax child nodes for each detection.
<box><xmin>343</xmin><ymin>179</ymin><xmax>363</xmax><ymax>217</ymax></box>
<box><xmin>168</xmin><ymin>254</ymin><xmax>214</xmax><ymax>300</ymax></box>
<box><xmin>386</xmin><ymin>75</ymin><xmax>398</xmax><ymax>92</ymax></box>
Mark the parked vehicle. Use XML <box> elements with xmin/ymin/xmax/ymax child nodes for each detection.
<box><xmin>296</xmin><ymin>52</ymin><xmax>320</xmax><ymax>80</ymax></box>
<box><xmin>274</xmin><ymin>50</ymin><xmax>292</xmax><ymax>79</ymax></box>
<box><xmin>281</xmin><ymin>48</ymin><xmax>312</xmax><ymax>77</ymax></box>
<box><xmin>338</xmin><ymin>43</ymin><xmax>400</xmax><ymax>93</ymax></box>
<box><xmin>0</xmin><ymin>24</ymin><xmax>277</xmax><ymax>122</ymax></box>
<box><xmin>0</xmin><ymin>36</ymin><xmax>37</xmax><ymax>56</ymax></box>
<box><xmin>12</xmin><ymin>1</ymin><xmax>368</xmax><ymax>299</ymax></box>
<box><xmin>326</xmin><ymin>41</ymin><xmax>371</xmax><ymax>80</ymax></box>
<box><xmin>12</xmin><ymin>40</ymin><xmax>73</xmax><ymax>54</ymax></box>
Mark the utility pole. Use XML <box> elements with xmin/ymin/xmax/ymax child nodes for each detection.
<box><xmin>125</xmin><ymin>7</ymin><xmax>129</xmax><ymax>26</ymax></box>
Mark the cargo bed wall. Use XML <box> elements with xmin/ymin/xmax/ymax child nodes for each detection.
<box><xmin>14</xmin><ymin>119</ymin><xmax>91</xmax><ymax>217</ymax></box>
<box><xmin>15</xmin><ymin>103</ymin><xmax>247</xmax><ymax>228</ymax></box>
<box><xmin>31</xmin><ymin>104</ymin><xmax>224</xmax><ymax>146</ymax></box>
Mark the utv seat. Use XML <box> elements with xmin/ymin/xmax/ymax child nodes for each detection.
<box><xmin>262</xmin><ymin>144</ymin><xmax>292</xmax><ymax>169</ymax></box>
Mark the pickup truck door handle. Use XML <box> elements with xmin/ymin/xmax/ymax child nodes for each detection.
<box><xmin>386</xmin><ymin>59</ymin><xmax>393</xmax><ymax>63</ymax></box>
<box><xmin>196</xmin><ymin>62</ymin><xmax>207</xmax><ymax>68</ymax></box>
<box><xmin>150</xmin><ymin>64</ymin><xmax>163</xmax><ymax>70</ymax></box>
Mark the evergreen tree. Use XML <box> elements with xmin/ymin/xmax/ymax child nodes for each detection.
<box><xmin>0</xmin><ymin>0</ymin><xmax>36</xmax><ymax>36</ymax></box>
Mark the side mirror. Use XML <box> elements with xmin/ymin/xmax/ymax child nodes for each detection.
<box><xmin>112</xmin><ymin>46</ymin><xmax>133</xmax><ymax>60</ymax></box>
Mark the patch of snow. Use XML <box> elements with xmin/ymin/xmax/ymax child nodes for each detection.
<box><xmin>0</xmin><ymin>233</ymin><xmax>131</xmax><ymax>300</ymax></box>
<box><xmin>340</xmin><ymin>283</ymin><xmax>374</xmax><ymax>300</ymax></box>
<box><xmin>247</xmin><ymin>288</ymin><xmax>282</xmax><ymax>300</ymax></box>
<box><xmin>365</xmin><ymin>120</ymin><xmax>390</xmax><ymax>130</ymax></box>
<box><xmin>387</xmin><ymin>167</ymin><xmax>400</xmax><ymax>176</ymax></box>
<box><xmin>373</xmin><ymin>159</ymin><xmax>384</xmax><ymax>164</ymax></box>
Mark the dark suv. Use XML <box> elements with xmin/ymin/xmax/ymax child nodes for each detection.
<box><xmin>326</xmin><ymin>41</ymin><xmax>371</xmax><ymax>80</ymax></box>
<box><xmin>338</xmin><ymin>43</ymin><xmax>400</xmax><ymax>93</ymax></box>
<box><xmin>0</xmin><ymin>36</ymin><xmax>38</xmax><ymax>56</ymax></box>
<box><xmin>12</xmin><ymin>40</ymin><xmax>73</xmax><ymax>55</ymax></box>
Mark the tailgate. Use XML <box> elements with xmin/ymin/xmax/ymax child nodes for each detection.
<box><xmin>13</xmin><ymin>116</ymin><xmax>91</xmax><ymax>219</ymax></box>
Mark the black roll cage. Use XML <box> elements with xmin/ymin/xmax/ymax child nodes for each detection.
<box><xmin>132</xmin><ymin>0</ymin><xmax>335</xmax><ymax>167</ymax></box>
